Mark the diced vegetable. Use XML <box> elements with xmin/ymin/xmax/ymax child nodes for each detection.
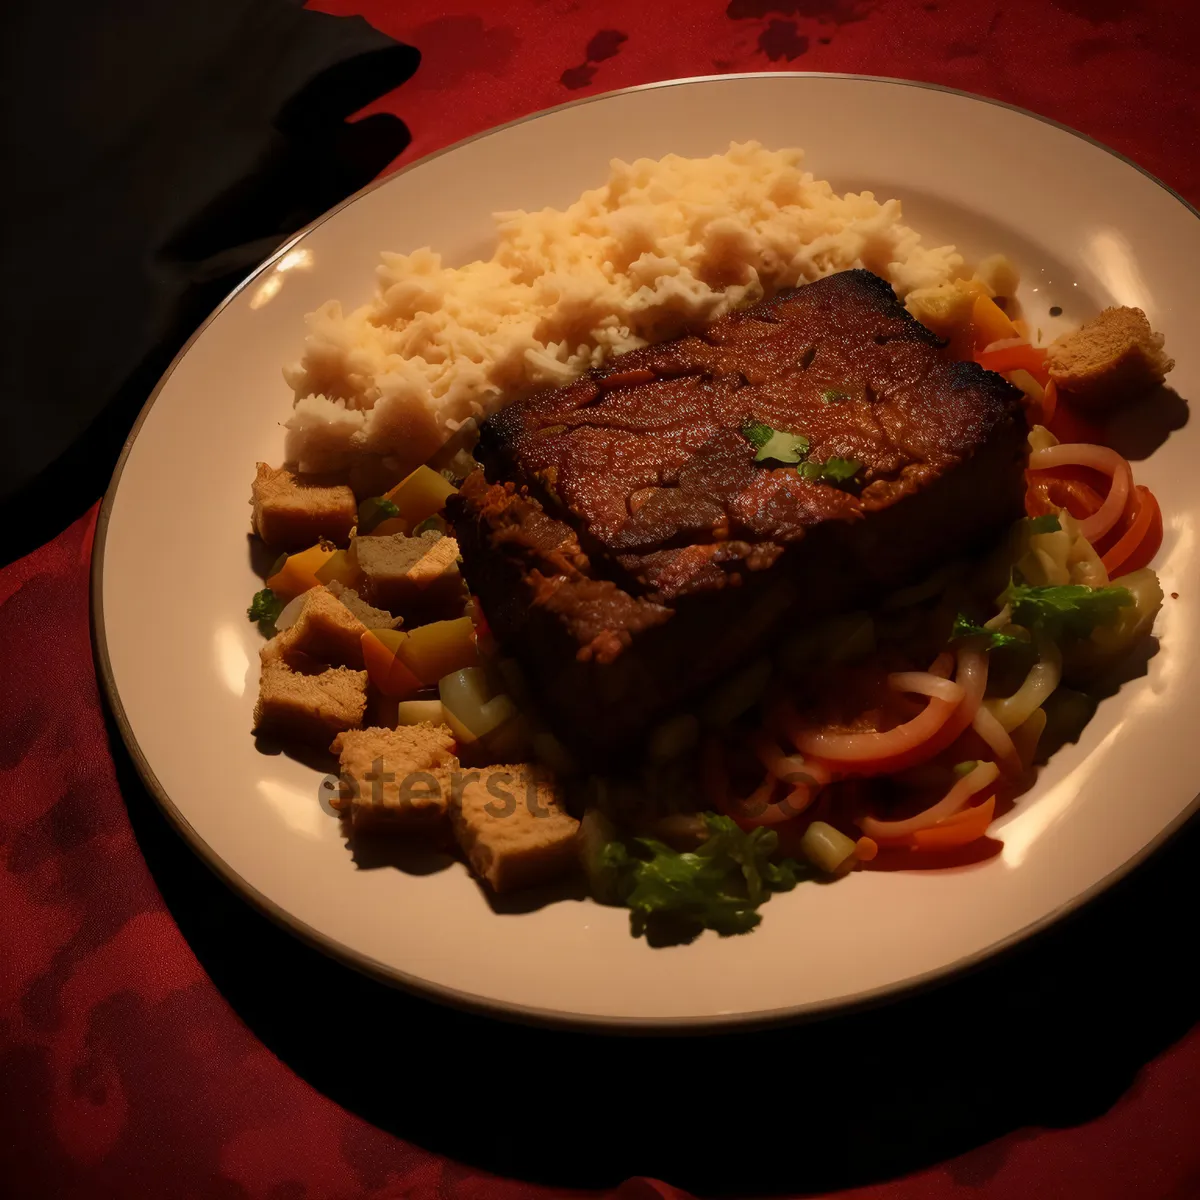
<box><xmin>360</xmin><ymin>629</ymin><xmax>423</xmax><ymax>698</ymax></box>
<box><xmin>384</xmin><ymin>465</ymin><xmax>458</xmax><ymax>530</ymax></box>
<box><xmin>357</xmin><ymin>496</ymin><xmax>400</xmax><ymax>535</ymax></box>
<box><xmin>740</xmin><ymin>421</ymin><xmax>810</xmax><ymax>464</ymax></box>
<box><xmin>953</xmin><ymin>759</ymin><xmax>980</xmax><ymax>778</ymax></box>
<box><xmin>972</xmin><ymin>293</ymin><xmax>1018</xmax><ymax>349</ymax></box>
<box><xmin>247</xmin><ymin>588</ymin><xmax>284</xmax><ymax>625</ymax></box>
<box><xmin>973</xmin><ymin>254</ymin><xmax>1020</xmax><ymax>298</ymax></box>
<box><xmin>600</xmin><ymin>813</ymin><xmax>809</xmax><ymax>938</ymax></box>
<box><xmin>272</xmin><ymin>592</ymin><xmax>308</xmax><ymax>633</ymax></box>
<box><xmin>975</xmin><ymin>342</ymin><xmax>1049</xmax><ymax>386</ymax></box>
<box><xmin>398</xmin><ymin>617</ymin><xmax>479</xmax><ymax>685</ymax></box>
<box><xmin>800</xmin><ymin>820</ymin><xmax>859</xmax><ymax>873</ymax></box>
<box><xmin>394</xmin><ymin>699</ymin><xmax>446</xmax><ymax>726</ymax></box>
<box><xmin>578</xmin><ymin>808</ymin><xmax>623</xmax><ymax>904</ymax></box>
<box><xmin>438</xmin><ymin>666</ymin><xmax>516</xmax><ymax>742</ymax></box>
<box><xmin>904</xmin><ymin>278</ymin><xmax>989</xmax><ymax>352</ymax></box>
<box><xmin>266</xmin><ymin>543</ymin><xmax>337</xmax><ymax>601</ymax></box>
<box><xmin>1072</xmin><ymin>567</ymin><xmax>1163</xmax><ymax>668</ymax></box>
<box><xmin>314</xmin><ymin>548</ymin><xmax>364</xmax><ymax>590</ymax></box>
<box><xmin>910</xmin><ymin>796</ymin><xmax>996</xmax><ymax>850</ymax></box>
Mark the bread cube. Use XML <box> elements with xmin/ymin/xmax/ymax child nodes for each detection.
<box><xmin>253</xmin><ymin>659</ymin><xmax>367</xmax><ymax>747</ymax></box>
<box><xmin>352</xmin><ymin>530</ymin><xmax>464</xmax><ymax>620</ymax></box>
<box><xmin>251</xmin><ymin>463</ymin><xmax>356</xmax><ymax>550</ymax></box>
<box><xmin>450</xmin><ymin>764</ymin><xmax>579</xmax><ymax>893</ymax></box>
<box><xmin>261</xmin><ymin>585</ymin><xmax>368</xmax><ymax>668</ymax></box>
<box><xmin>331</xmin><ymin>722</ymin><xmax>459</xmax><ymax>831</ymax></box>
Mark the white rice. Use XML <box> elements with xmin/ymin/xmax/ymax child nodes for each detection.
<box><xmin>283</xmin><ymin>141</ymin><xmax>962</xmax><ymax>475</ymax></box>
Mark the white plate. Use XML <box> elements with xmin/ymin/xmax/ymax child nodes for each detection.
<box><xmin>94</xmin><ymin>74</ymin><xmax>1200</xmax><ymax>1029</ymax></box>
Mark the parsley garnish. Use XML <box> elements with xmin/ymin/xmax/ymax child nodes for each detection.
<box><xmin>797</xmin><ymin>456</ymin><xmax>862</xmax><ymax>485</ymax></box>
<box><xmin>950</xmin><ymin>613</ymin><xmax>1021</xmax><ymax>651</ymax></box>
<box><xmin>1001</xmin><ymin>580</ymin><xmax>1132</xmax><ymax>640</ymax></box>
<box><xmin>1026</xmin><ymin>514</ymin><xmax>1062</xmax><ymax>535</ymax></box>
<box><xmin>740</xmin><ymin>421</ymin><xmax>811</xmax><ymax>464</ymax></box>
<box><xmin>248</xmin><ymin>588</ymin><xmax>284</xmax><ymax>627</ymax></box>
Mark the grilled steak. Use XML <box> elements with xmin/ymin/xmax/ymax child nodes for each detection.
<box><xmin>448</xmin><ymin>269</ymin><xmax>1028</xmax><ymax>764</ymax></box>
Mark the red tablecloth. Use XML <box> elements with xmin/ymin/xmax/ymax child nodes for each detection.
<box><xmin>5</xmin><ymin>2</ymin><xmax>1200</xmax><ymax>1197</ymax></box>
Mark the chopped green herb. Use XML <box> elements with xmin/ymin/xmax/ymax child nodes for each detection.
<box><xmin>1026</xmin><ymin>514</ymin><xmax>1062</xmax><ymax>535</ymax></box>
<box><xmin>357</xmin><ymin>496</ymin><xmax>399</xmax><ymax>535</ymax></box>
<box><xmin>797</xmin><ymin>456</ymin><xmax>862</xmax><ymax>486</ymax></box>
<box><xmin>248</xmin><ymin>588</ymin><xmax>284</xmax><ymax>626</ymax></box>
<box><xmin>268</xmin><ymin>552</ymin><xmax>288</xmax><ymax>577</ymax></box>
<box><xmin>953</xmin><ymin>760</ymin><xmax>980</xmax><ymax>778</ymax></box>
<box><xmin>1001</xmin><ymin>580</ymin><xmax>1133</xmax><ymax>640</ymax></box>
<box><xmin>950</xmin><ymin>612</ymin><xmax>1021</xmax><ymax>651</ymax></box>
<box><xmin>821</xmin><ymin>388</ymin><xmax>852</xmax><ymax>404</ymax></box>
<box><xmin>601</xmin><ymin>813</ymin><xmax>809</xmax><ymax>939</ymax></box>
<box><xmin>741</xmin><ymin>421</ymin><xmax>810</xmax><ymax>465</ymax></box>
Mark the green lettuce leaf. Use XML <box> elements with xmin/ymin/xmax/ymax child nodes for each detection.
<box><xmin>601</xmin><ymin>812</ymin><xmax>809</xmax><ymax>939</ymax></box>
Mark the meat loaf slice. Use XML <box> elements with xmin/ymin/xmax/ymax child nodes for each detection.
<box><xmin>449</xmin><ymin>269</ymin><xmax>1027</xmax><ymax>764</ymax></box>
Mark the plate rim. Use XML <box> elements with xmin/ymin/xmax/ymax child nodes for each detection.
<box><xmin>91</xmin><ymin>71</ymin><xmax>1200</xmax><ymax>1032</ymax></box>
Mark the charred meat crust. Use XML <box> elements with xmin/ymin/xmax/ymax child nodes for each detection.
<box><xmin>448</xmin><ymin>270</ymin><xmax>1027</xmax><ymax>763</ymax></box>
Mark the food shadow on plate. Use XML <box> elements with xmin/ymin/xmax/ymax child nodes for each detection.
<box><xmin>246</xmin><ymin>532</ymin><xmax>279</xmax><ymax>579</ymax></box>
<box><xmin>111</xmin><ymin>708</ymin><xmax>1200</xmax><ymax>1197</ymax></box>
<box><xmin>342</xmin><ymin>830</ymin><xmax>457</xmax><ymax>877</ymax></box>
<box><xmin>252</xmin><ymin>732</ymin><xmax>336</xmax><ymax>775</ymax></box>
<box><xmin>1099</xmin><ymin>385</ymin><xmax>1188</xmax><ymax>461</ymax></box>
<box><xmin>477</xmin><ymin>872</ymin><xmax>590</xmax><ymax>915</ymax></box>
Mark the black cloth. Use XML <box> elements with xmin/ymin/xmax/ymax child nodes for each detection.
<box><xmin>0</xmin><ymin>0</ymin><xmax>418</xmax><ymax>563</ymax></box>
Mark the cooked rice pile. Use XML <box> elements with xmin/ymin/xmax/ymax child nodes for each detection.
<box><xmin>283</xmin><ymin>141</ymin><xmax>962</xmax><ymax>474</ymax></box>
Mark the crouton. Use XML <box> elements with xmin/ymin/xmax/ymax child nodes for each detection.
<box><xmin>1047</xmin><ymin>306</ymin><xmax>1173</xmax><ymax>408</ymax></box>
<box><xmin>450</xmin><ymin>764</ymin><xmax>579</xmax><ymax>893</ymax></box>
<box><xmin>325</xmin><ymin>580</ymin><xmax>402</xmax><ymax>631</ymax></box>
<box><xmin>251</xmin><ymin>463</ymin><xmax>357</xmax><ymax>550</ymax></box>
<box><xmin>352</xmin><ymin>529</ymin><xmax>465</xmax><ymax>620</ymax></box>
<box><xmin>260</xmin><ymin>586</ymin><xmax>369</xmax><ymax>668</ymax></box>
<box><xmin>331</xmin><ymin>722</ymin><xmax>459</xmax><ymax>831</ymax></box>
<box><xmin>253</xmin><ymin>659</ymin><xmax>367</xmax><ymax>747</ymax></box>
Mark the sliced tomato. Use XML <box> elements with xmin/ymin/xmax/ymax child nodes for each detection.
<box><xmin>976</xmin><ymin>343</ymin><xmax>1049</xmax><ymax>386</ymax></box>
<box><xmin>1024</xmin><ymin>468</ymin><xmax>1105</xmax><ymax>522</ymax></box>
<box><xmin>1101</xmin><ymin>485</ymin><xmax>1163</xmax><ymax>576</ymax></box>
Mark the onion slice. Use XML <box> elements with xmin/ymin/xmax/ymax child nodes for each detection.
<box><xmin>860</xmin><ymin>760</ymin><xmax>1001</xmax><ymax>840</ymax></box>
<box><xmin>1028</xmin><ymin>442</ymin><xmax>1133</xmax><ymax>544</ymax></box>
